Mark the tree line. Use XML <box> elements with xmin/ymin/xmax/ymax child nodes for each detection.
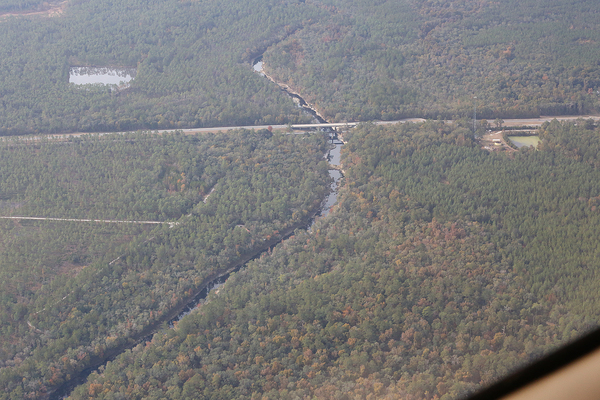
<box><xmin>64</xmin><ymin>120</ymin><xmax>600</xmax><ymax>400</ymax></box>
<box><xmin>0</xmin><ymin>130</ymin><xmax>331</xmax><ymax>399</ymax></box>
<box><xmin>1</xmin><ymin>0</ymin><xmax>600</xmax><ymax>135</ymax></box>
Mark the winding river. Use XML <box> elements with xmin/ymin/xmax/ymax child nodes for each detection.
<box><xmin>321</xmin><ymin>142</ymin><xmax>344</xmax><ymax>218</ymax></box>
<box><xmin>252</xmin><ymin>56</ymin><xmax>328</xmax><ymax>124</ymax></box>
<box><xmin>50</xmin><ymin>133</ymin><xmax>344</xmax><ymax>400</ymax></box>
<box><xmin>168</xmin><ymin>142</ymin><xmax>343</xmax><ymax>324</ymax></box>
<box><xmin>11</xmin><ymin>44</ymin><xmax>599</xmax><ymax>400</ymax></box>
<box><xmin>175</xmin><ymin>60</ymin><xmax>346</xmax><ymax>326</ymax></box>
<box><xmin>49</xmin><ymin>54</ymin><xmax>345</xmax><ymax>400</ymax></box>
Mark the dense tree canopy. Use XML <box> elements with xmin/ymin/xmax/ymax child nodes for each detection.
<box><xmin>265</xmin><ymin>0</ymin><xmax>600</xmax><ymax>121</ymax></box>
<box><xmin>0</xmin><ymin>130</ymin><xmax>330</xmax><ymax>398</ymax></box>
<box><xmin>2</xmin><ymin>0</ymin><xmax>600</xmax><ymax>398</ymax></box>
<box><xmin>58</xmin><ymin>120</ymin><xmax>600</xmax><ymax>400</ymax></box>
<box><xmin>0</xmin><ymin>0</ymin><xmax>599</xmax><ymax>134</ymax></box>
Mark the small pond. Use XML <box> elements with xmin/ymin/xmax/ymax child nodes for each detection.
<box><xmin>69</xmin><ymin>67</ymin><xmax>135</xmax><ymax>87</ymax></box>
<box><xmin>508</xmin><ymin>136</ymin><xmax>540</xmax><ymax>149</ymax></box>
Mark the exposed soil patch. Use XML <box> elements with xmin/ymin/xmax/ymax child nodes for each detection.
<box><xmin>480</xmin><ymin>131</ymin><xmax>516</xmax><ymax>152</ymax></box>
<box><xmin>0</xmin><ymin>1</ymin><xmax>67</xmax><ymax>19</ymax></box>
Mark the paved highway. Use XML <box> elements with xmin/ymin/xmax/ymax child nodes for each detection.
<box><xmin>2</xmin><ymin>115</ymin><xmax>599</xmax><ymax>142</ymax></box>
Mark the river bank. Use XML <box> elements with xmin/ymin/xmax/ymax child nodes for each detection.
<box><xmin>253</xmin><ymin>56</ymin><xmax>328</xmax><ymax>124</ymax></box>
<box><xmin>46</xmin><ymin>137</ymin><xmax>344</xmax><ymax>400</ymax></box>
<box><xmin>47</xmin><ymin>209</ymin><xmax>321</xmax><ymax>400</ymax></box>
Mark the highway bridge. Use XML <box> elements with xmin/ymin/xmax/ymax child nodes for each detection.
<box><xmin>3</xmin><ymin>116</ymin><xmax>599</xmax><ymax>142</ymax></box>
<box><xmin>290</xmin><ymin>122</ymin><xmax>358</xmax><ymax>130</ymax></box>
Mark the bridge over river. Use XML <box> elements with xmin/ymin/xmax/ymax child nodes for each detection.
<box><xmin>2</xmin><ymin>116</ymin><xmax>600</xmax><ymax>142</ymax></box>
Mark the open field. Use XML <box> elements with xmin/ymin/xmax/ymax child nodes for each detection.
<box><xmin>0</xmin><ymin>1</ymin><xmax>66</xmax><ymax>18</ymax></box>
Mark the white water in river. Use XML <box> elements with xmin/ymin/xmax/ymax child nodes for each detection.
<box><xmin>321</xmin><ymin>143</ymin><xmax>343</xmax><ymax>218</ymax></box>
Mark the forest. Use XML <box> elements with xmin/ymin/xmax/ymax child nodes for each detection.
<box><xmin>0</xmin><ymin>0</ymin><xmax>46</xmax><ymax>13</ymax></box>
<box><xmin>0</xmin><ymin>130</ymin><xmax>331</xmax><ymax>398</ymax></box>
<box><xmin>37</xmin><ymin>119</ymin><xmax>599</xmax><ymax>400</ymax></box>
<box><xmin>2</xmin><ymin>0</ymin><xmax>600</xmax><ymax>398</ymax></box>
<box><xmin>264</xmin><ymin>0</ymin><xmax>600</xmax><ymax>122</ymax></box>
<box><xmin>0</xmin><ymin>0</ymin><xmax>599</xmax><ymax>134</ymax></box>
